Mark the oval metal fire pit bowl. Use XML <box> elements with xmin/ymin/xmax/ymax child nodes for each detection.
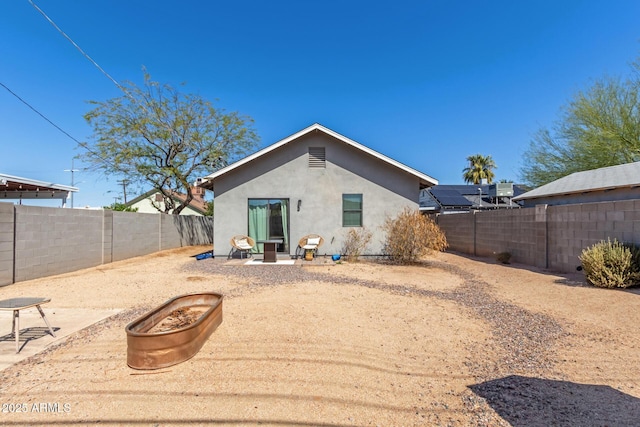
<box><xmin>125</xmin><ymin>292</ymin><xmax>223</xmax><ymax>370</ymax></box>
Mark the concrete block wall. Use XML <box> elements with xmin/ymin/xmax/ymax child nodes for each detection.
<box><xmin>476</xmin><ymin>208</ymin><xmax>545</xmax><ymax>268</ymax></box>
<box><xmin>0</xmin><ymin>202</ymin><xmax>213</xmax><ymax>286</ymax></box>
<box><xmin>160</xmin><ymin>214</ymin><xmax>183</xmax><ymax>249</ymax></box>
<box><xmin>474</xmin><ymin>209</ymin><xmax>517</xmax><ymax>257</ymax></box>
<box><xmin>435</xmin><ymin>199</ymin><xmax>640</xmax><ymax>273</ymax></box>
<box><xmin>547</xmin><ymin>200</ymin><xmax>640</xmax><ymax>272</ymax></box>
<box><xmin>14</xmin><ymin>205</ymin><xmax>104</xmax><ymax>283</ymax></box>
<box><xmin>102</xmin><ymin>210</ymin><xmax>113</xmax><ymax>264</ymax></box>
<box><xmin>111</xmin><ymin>211</ymin><xmax>160</xmax><ymax>262</ymax></box>
<box><xmin>0</xmin><ymin>203</ymin><xmax>15</xmax><ymax>285</ymax></box>
<box><xmin>435</xmin><ymin>213</ymin><xmax>474</xmax><ymax>254</ymax></box>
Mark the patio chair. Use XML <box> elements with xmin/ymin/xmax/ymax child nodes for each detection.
<box><xmin>297</xmin><ymin>234</ymin><xmax>324</xmax><ymax>260</ymax></box>
<box><xmin>229</xmin><ymin>235</ymin><xmax>255</xmax><ymax>259</ymax></box>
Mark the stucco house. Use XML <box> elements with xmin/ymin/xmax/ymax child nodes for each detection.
<box><xmin>126</xmin><ymin>186</ymin><xmax>209</xmax><ymax>216</ymax></box>
<box><xmin>513</xmin><ymin>162</ymin><xmax>640</xmax><ymax>207</ymax></box>
<box><xmin>199</xmin><ymin>123</ymin><xmax>438</xmax><ymax>258</ymax></box>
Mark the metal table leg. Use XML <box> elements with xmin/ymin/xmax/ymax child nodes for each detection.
<box><xmin>36</xmin><ymin>305</ymin><xmax>56</xmax><ymax>338</ymax></box>
<box><xmin>13</xmin><ymin>310</ymin><xmax>19</xmax><ymax>354</ymax></box>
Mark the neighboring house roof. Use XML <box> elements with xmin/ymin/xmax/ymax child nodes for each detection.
<box><xmin>428</xmin><ymin>188</ymin><xmax>473</xmax><ymax>208</ymax></box>
<box><xmin>421</xmin><ymin>184</ymin><xmax>526</xmax><ymax>211</ymax></box>
<box><xmin>200</xmin><ymin>123</ymin><xmax>438</xmax><ymax>189</ymax></box>
<box><xmin>513</xmin><ymin>162</ymin><xmax>640</xmax><ymax>202</ymax></box>
<box><xmin>0</xmin><ymin>172</ymin><xmax>78</xmax><ymax>200</ymax></box>
<box><xmin>126</xmin><ymin>189</ymin><xmax>208</xmax><ymax>214</ymax></box>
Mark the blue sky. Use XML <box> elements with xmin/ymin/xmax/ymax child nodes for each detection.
<box><xmin>2</xmin><ymin>1</ymin><xmax>639</xmax><ymax>208</ymax></box>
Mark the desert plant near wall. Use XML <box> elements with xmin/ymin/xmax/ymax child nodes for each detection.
<box><xmin>382</xmin><ymin>208</ymin><xmax>448</xmax><ymax>264</ymax></box>
<box><xmin>579</xmin><ymin>239</ymin><xmax>640</xmax><ymax>288</ymax></box>
<box><xmin>341</xmin><ymin>227</ymin><xmax>373</xmax><ymax>262</ymax></box>
<box><xmin>496</xmin><ymin>252</ymin><xmax>512</xmax><ymax>264</ymax></box>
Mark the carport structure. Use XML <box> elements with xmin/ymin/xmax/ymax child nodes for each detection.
<box><xmin>0</xmin><ymin>173</ymin><xmax>77</xmax><ymax>207</ymax></box>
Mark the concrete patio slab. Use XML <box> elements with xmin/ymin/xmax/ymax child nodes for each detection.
<box><xmin>0</xmin><ymin>306</ymin><xmax>122</xmax><ymax>371</ymax></box>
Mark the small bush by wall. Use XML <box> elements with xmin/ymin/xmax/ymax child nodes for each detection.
<box><xmin>383</xmin><ymin>208</ymin><xmax>448</xmax><ymax>264</ymax></box>
<box><xmin>495</xmin><ymin>251</ymin><xmax>512</xmax><ymax>264</ymax></box>
<box><xmin>341</xmin><ymin>227</ymin><xmax>373</xmax><ymax>262</ymax></box>
<box><xmin>579</xmin><ymin>239</ymin><xmax>640</xmax><ymax>288</ymax></box>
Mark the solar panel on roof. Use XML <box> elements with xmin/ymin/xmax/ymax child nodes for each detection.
<box><xmin>439</xmin><ymin>197</ymin><xmax>473</xmax><ymax>206</ymax></box>
<box><xmin>429</xmin><ymin>189</ymin><xmax>473</xmax><ymax>206</ymax></box>
<box><xmin>429</xmin><ymin>189</ymin><xmax>461</xmax><ymax>197</ymax></box>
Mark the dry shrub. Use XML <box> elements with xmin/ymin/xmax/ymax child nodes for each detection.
<box><xmin>382</xmin><ymin>208</ymin><xmax>447</xmax><ymax>264</ymax></box>
<box><xmin>579</xmin><ymin>239</ymin><xmax>640</xmax><ymax>288</ymax></box>
<box><xmin>341</xmin><ymin>227</ymin><xmax>373</xmax><ymax>262</ymax></box>
<box><xmin>496</xmin><ymin>251</ymin><xmax>512</xmax><ymax>264</ymax></box>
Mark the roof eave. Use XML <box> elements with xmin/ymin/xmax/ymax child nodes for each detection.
<box><xmin>0</xmin><ymin>173</ymin><xmax>78</xmax><ymax>192</ymax></box>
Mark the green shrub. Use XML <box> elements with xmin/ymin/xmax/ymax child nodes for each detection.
<box><xmin>579</xmin><ymin>239</ymin><xmax>640</xmax><ymax>288</ymax></box>
<box><xmin>341</xmin><ymin>227</ymin><xmax>373</xmax><ymax>262</ymax></box>
<box><xmin>382</xmin><ymin>208</ymin><xmax>448</xmax><ymax>264</ymax></box>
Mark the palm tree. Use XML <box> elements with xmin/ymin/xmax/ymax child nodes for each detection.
<box><xmin>462</xmin><ymin>154</ymin><xmax>497</xmax><ymax>184</ymax></box>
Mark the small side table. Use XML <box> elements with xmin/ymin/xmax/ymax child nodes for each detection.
<box><xmin>0</xmin><ymin>297</ymin><xmax>56</xmax><ymax>353</ymax></box>
<box><xmin>257</xmin><ymin>239</ymin><xmax>283</xmax><ymax>263</ymax></box>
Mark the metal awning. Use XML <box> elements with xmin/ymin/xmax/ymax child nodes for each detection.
<box><xmin>0</xmin><ymin>173</ymin><xmax>78</xmax><ymax>205</ymax></box>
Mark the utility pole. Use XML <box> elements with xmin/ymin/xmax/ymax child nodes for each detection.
<box><xmin>64</xmin><ymin>159</ymin><xmax>79</xmax><ymax>208</ymax></box>
<box><xmin>117</xmin><ymin>179</ymin><xmax>129</xmax><ymax>204</ymax></box>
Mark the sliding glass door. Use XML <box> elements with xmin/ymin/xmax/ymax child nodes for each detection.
<box><xmin>248</xmin><ymin>199</ymin><xmax>289</xmax><ymax>253</ymax></box>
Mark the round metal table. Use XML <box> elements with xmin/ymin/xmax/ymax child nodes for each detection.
<box><xmin>0</xmin><ymin>297</ymin><xmax>56</xmax><ymax>353</ymax></box>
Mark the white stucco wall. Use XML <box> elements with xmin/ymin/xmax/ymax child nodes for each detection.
<box><xmin>213</xmin><ymin>132</ymin><xmax>422</xmax><ymax>257</ymax></box>
<box><xmin>130</xmin><ymin>195</ymin><xmax>204</xmax><ymax>216</ymax></box>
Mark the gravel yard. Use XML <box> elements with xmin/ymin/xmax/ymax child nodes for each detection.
<box><xmin>0</xmin><ymin>246</ymin><xmax>638</xmax><ymax>426</ymax></box>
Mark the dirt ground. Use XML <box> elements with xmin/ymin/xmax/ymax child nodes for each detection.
<box><xmin>0</xmin><ymin>246</ymin><xmax>639</xmax><ymax>426</ymax></box>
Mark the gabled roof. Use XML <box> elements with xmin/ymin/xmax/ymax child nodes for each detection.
<box><xmin>513</xmin><ymin>162</ymin><xmax>640</xmax><ymax>201</ymax></box>
<box><xmin>0</xmin><ymin>173</ymin><xmax>78</xmax><ymax>200</ymax></box>
<box><xmin>200</xmin><ymin>123</ymin><xmax>438</xmax><ymax>189</ymax></box>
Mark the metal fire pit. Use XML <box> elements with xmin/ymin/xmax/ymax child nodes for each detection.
<box><xmin>125</xmin><ymin>292</ymin><xmax>223</xmax><ymax>370</ymax></box>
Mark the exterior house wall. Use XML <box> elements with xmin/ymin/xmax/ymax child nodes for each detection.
<box><xmin>214</xmin><ymin>132</ymin><xmax>420</xmax><ymax>257</ymax></box>
<box><xmin>130</xmin><ymin>196</ymin><xmax>204</xmax><ymax>216</ymax></box>
<box><xmin>0</xmin><ymin>202</ymin><xmax>213</xmax><ymax>286</ymax></box>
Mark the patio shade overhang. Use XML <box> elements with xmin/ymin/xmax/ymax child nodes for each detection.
<box><xmin>0</xmin><ymin>173</ymin><xmax>78</xmax><ymax>201</ymax></box>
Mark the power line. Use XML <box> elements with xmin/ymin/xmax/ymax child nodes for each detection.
<box><xmin>22</xmin><ymin>1</ymin><xmax>132</xmax><ymax>175</ymax></box>
<box><xmin>28</xmin><ymin>0</ymin><xmax>125</xmax><ymax>93</ymax></box>
<box><xmin>0</xmin><ymin>82</ymin><xmax>84</xmax><ymax>146</ymax></box>
<box><xmin>28</xmin><ymin>0</ymin><xmax>180</xmax><ymax>142</ymax></box>
<box><xmin>25</xmin><ymin>1</ymin><xmax>179</xmax><ymax>184</ymax></box>
<box><xmin>0</xmin><ymin>81</ymin><xmax>124</xmax><ymax>174</ymax></box>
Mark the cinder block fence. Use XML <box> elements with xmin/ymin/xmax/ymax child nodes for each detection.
<box><xmin>434</xmin><ymin>199</ymin><xmax>640</xmax><ymax>274</ymax></box>
<box><xmin>0</xmin><ymin>202</ymin><xmax>213</xmax><ymax>286</ymax></box>
<box><xmin>2</xmin><ymin>199</ymin><xmax>636</xmax><ymax>284</ymax></box>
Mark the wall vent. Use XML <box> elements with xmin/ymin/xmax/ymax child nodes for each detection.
<box><xmin>309</xmin><ymin>147</ymin><xmax>326</xmax><ymax>168</ymax></box>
